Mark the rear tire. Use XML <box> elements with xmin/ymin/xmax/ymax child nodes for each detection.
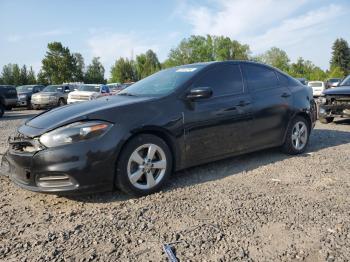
<box><xmin>58</xmin><ymin>98</ymin><xmax>65</xmax><ymax>107</ymax></box>
<box><xmin>319</xmin><ymin>117</ymin><xmax>334</xmax><ymax>124</ymax></box>
<box><xmin>0</xmin><ymin>104</ymin><xmax>4</xmax><ymax>118</ymax></box>
<box><xmin>281</xmin><ymin>116</ymin><xmax>310</xmax><ymax>155</ymax></box>
<box><xmin>115</xmin><ymin>134</ymin><xmax>173</xmax><ymax>197</ymax></box>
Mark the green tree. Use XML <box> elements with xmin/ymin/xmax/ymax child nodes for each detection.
<box><xmin>84</xmin><ymin>57</ymin><xmax>105</xmax><ymax>84</ymax></box>
<box><xmin>309</xmin><ymin>67</ymin><xmax>327</xmax><ymax>81</ymax></box>
<box><xmin>288</xmin><ymin>57</ymin><xmax>327</xmax><ymax>81</ymax></box>
<box><xmin>40</xmin><ymin>42</ymin><xmax>77</xmax><ymax>84</ymax></box>
<box><xmin>37</xmin><ymin>70</ymin><xmax>49</xmax><ymax>85</ymax></box>
<box><xmin>110</xmin><ymin>58</ymin><xmax>136</xmax><ymax>83</ymax></box>
<box><xmin>73</xmin><ymin>52</ymin><xmax>85</xmax><ymax>82</ymax></box>
<box><xmin>1</xmin><ymin>64</ymin><xmax>14</xmax><ymax>85</ymax></box>
<box><xmin>330</xmin><ymin>38</ymin><xmax>350</xmax><ymax>74</ymax></box>
<box><xmin>135</xmin><ymin>49</ymin><xmax>161</xmax><ymax>80</ymax></box>
<box><xmin>27</xmin><ymin>67</ymin><xmax>36</xmax><ymax>84</ymax></box>
<box><xmin>328</xmin><ymin>66</ymin><xmax>345</xmax><ymax>79</ymax></box>
<box><xmin>213</xmin><ymin>36</ymin><xmax>250</xmax><ymax>61</ymax></box>
<box><xmin>256</xmin><ymin>47</ymin><xmax>290</xmax><ymax>72</ymax></box>
<box><xmin>12</xmin><ymin>64</ymin><xmax>21</xmax><ymax>85</ymax></box>
<box><xmin>164</xmin><ymin>35</ymin><xmax>250</xmax><ymax>67</ymax></box>
<box><xmin>19</xmin><ymin>65</ymin><xmax>28</xmax><ymax>85</ymax></box>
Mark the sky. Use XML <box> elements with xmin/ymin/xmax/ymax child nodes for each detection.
<box><xmin>0</xmin><ymin>0</ymin><xmax>349</xmax><ymax>77</ymax></box>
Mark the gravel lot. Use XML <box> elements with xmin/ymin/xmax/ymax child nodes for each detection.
<box><xmin>0</xmin><ymin>109</ymin><xmax>350</xmax><ymax>261</ymax></box>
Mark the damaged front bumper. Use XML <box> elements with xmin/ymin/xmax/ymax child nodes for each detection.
<box><xmin>318</xmin><ymin>95</ymin><xmax>350</xmax><ymax>118</ymax></box>
<box><xmin>0</xmin><ymin>131</ymin><xmax>117</xmax><ymax>195</ymax></box>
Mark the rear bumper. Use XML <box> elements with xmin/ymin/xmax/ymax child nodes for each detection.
<box><xmin>4</xmin><ymin>98</ymin><xmax>17</xmax><ymax>106</ymax></box>
<box><xmin>67</xmin><ymin>98</ymin><xmax>88</xmax><ymax>104</ymax></box>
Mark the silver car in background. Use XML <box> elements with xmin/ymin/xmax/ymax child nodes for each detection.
<box><xmin>31</xmin><ymin>85</ymin><xmax>75</xmax><ymax>109</ymax></box>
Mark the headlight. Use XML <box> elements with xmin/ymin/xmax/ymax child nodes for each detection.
<box><xmin>39</xmin><ymin>121</ymin><xmax>112</xmax><ymax>148</ymax></box>
<box><xmin>318</xmin><ymin>97</ymin><xmax>327</xmax><ymax>104</ymax></box>
<box><xmin>19</xmin><ymin>94</ymin><xmax>27</xmax><ymax>99</ymax></box>
<box><xmin>49</xmin><ymin>96</ymin><xmax>57</xmax><ymax>101</ymax></box>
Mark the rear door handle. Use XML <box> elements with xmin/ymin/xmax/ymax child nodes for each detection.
<box><xmin>281</xmin><ymin>92</ymin><xmax>291</xmax><ymax>98</ymax></box>
<box><xmin>237</xmin><ymin>101</ymin><xmax>251</xmax><ymax>107</ymax></box>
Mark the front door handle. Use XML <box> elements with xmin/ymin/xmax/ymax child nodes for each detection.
<box><xmin>237</xmin><ymin>101</ymin><xmax>251</xmax><ymax>107</ymax></box>
<box><xmin>281</xmin><ymin>92</ymin><xmax>291</xmax><ymax>98</ymax></box>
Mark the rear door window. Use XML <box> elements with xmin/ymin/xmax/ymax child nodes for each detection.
<box><xmin>243</xmin><ymin>64</ymin><xmax>279</xmax><ymax>91</ymax></box>
<box><xmin>193</xmin><ymin>64</ymin><xmax>244</xmax><ymax>97</ymax></box>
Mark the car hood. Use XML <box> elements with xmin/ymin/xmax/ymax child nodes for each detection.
<box><xmin>323</xmin><ymin>86</ymin><xmax>350</xmax><ymax>95</ymax></box>
<box><xmin>19</xmin><ymin>95</ymin><xmax>155</xmax><ymax>137</ymax></box>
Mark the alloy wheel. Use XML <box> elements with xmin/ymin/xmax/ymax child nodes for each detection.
<box><xmin>127</xmin><ymin>143</ymin><xmax>167</xmax><ymax>190</ymax></box>
<box><xmin>291</xmin><ymin>121</ymin><xmax>308</xmax><ymax>151</ymax></box>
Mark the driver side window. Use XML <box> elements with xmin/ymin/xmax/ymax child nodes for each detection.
<box><xmin>193</xmin><ymin>64</ymin><xmax>244</xmax><ymax>97</ymax></box>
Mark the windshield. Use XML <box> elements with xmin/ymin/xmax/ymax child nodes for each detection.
<box><xmin>329</xmin><ymin>78</ymin><xmax>340</xmax><ymax>83</ymax></box>
<box><xmin>16</xmin><ymin>85</ymin><xmax>33</xmax><ymax>92</ymax></box>
<box><xmin>308</xmin><ymin>82</ymin><xmax>323</xmax><ymax>87</ymax></box>
<box><xmin>78</xmin><ymin>85</ymin><xmax>100</xmax><ymax>92</ymax></box>
<box><xmin>119</xmin><ymin>66</ymin><xmax>203</xmax><ymax>97</ymax></box>
<box><xmin>43</xmin><ymin>85</ymin><xmax>63</xmax><ymax>92</ymax></box>
<box><xmin>340</xmin><ymin>76</ymin><xmax>350</xmax><ymax>86</ymax></box>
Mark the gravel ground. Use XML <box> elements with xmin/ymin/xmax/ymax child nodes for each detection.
<box><xmin>0</xmin><ymin>110</ymin><xmax>350</xmax><ymax>262</ymax></box>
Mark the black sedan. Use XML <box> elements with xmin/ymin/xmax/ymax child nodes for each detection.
<box><xmin>0</xmin><ymin>61</ymin><xmax>316</xmax><ymax>196</ymax></box>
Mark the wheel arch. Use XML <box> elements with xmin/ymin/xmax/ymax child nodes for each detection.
<box><xmin>115</xmin><ymin>126</ymin><xmax>179</xmax><ymax>176</ymax></box>
<box><xmin>283</xmin><ymin>110</ymin><xmax>312</xmax><ymax>143</ymax></box>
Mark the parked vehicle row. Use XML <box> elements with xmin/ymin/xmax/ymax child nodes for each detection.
<box><xmin>1</xmin><ymin>61</ymin><xmax>317</xmax><ymax>196</ymax></box>
<box><xmin>0</xmin><ymin>82</ymin><xmax>133</xmax><ymax>116</ymax></box>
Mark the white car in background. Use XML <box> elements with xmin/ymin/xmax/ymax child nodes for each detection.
<box><xmin>67</xmin><ymin>84</ymin><xmax>110</xmax><ymax>104</ymax></box>
<box><xmin>308</xmin><ymin>81</ymin><xmax>326</xmax><ymax>97</ymax></box>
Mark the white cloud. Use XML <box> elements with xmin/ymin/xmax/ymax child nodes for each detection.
<box><xmin>87</xmin><ymin>32</ymin><xmax>160</xmax><ymax>74</ymax></box>
<box><xmin>187</xmin><ymin>0</ymin><xmax>307</xmax><ymax>37</ymax></box>
<box><xmin>249</xmin><ymin>4</ymin><xmax>344</xmax><ymax>52</ymax></box>
<box><xmin>183</xmin><ymin>0</ymin><xmax>348</xmax><ymax>69</ymax></box>
<box><xmin>5</xmin><ymin>29</ymin><xmax>72</xmax><ymax>43</ymax></box>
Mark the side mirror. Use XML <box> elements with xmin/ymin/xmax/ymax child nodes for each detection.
<box><xmin>186</xmin><ymin>87</ymin><xmax>213</xmax><ymax>100</ymax></box>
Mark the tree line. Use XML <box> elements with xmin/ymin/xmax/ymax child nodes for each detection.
<box><xmin>1</xmin><ymin>35</ymin><xmax>350</xmax><ymax>86</ymax></box>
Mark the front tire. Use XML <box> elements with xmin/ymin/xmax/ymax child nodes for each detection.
<box><xmin>281</xmin><ymin>116</ymin><xmax>310</xmax><ymax>155</ymax></box>
<box><xmin>319</xmin><ymin>117</ymin><xmax>334</xmax><ymax>124</ymax></box>
<box><xmin>116</xmin><ymin>134</ymin><xmax>173</xmax><ymax>197</ymax></box>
